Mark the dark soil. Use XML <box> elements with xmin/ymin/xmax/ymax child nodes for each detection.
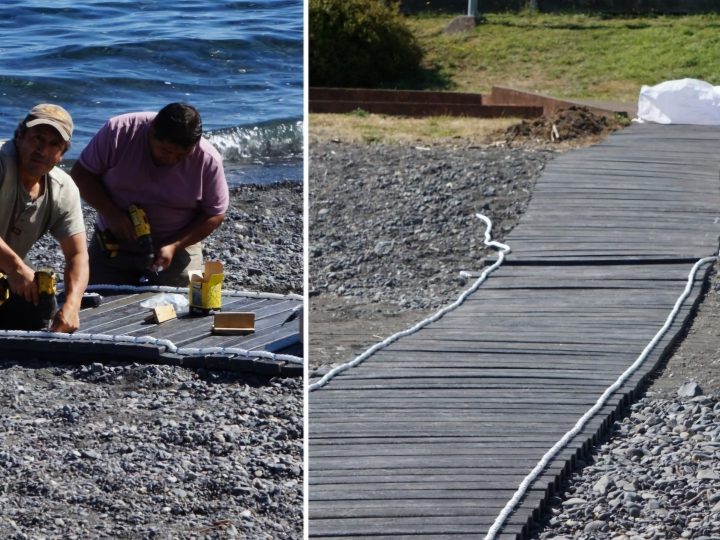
<box><xmin>504</xmin><ymin>105</ymin><xmax>627</xmax><ymax>146</ymax></box>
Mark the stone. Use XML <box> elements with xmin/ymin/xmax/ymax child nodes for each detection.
<box><xmin>584</xmin><ymin>520</ymin><xmax>608</xmax><ymax>533</ymax></box>
<box><xmin>443</xmin><ymin>15</ymin><xmax>479</xmax><ymax>35</ymax></box>
<box><xmin>678</xmin><ymin>382</ymin><xmax>703</xmax><ymax>397</ymax></box>
<box><xmin>593</xmin><ymin>475</ymin><xmax>613</xmax><ymax>495</ymax></box>
<box><xmin>697</xmin><ymin>469</ymin><xmax>720</xmax><ymax>481</ymax></box>
<box><xmin>562</xmin><ymin>497</ymin><xmax>588</xmax><ymax>506</ymax></box>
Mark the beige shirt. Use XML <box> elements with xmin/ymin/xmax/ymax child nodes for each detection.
<box><xmin>0</xmin><ymin>141</ymin><xmax>85</xmax><ymax>260</ymax></box>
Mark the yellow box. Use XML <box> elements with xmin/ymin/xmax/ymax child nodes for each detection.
<box><xmin>188</xmin><ymin>261</ymin><xmax>224</xmax><ymax>312</ymax></box>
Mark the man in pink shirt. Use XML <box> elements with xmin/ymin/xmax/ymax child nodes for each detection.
<box><xmin>71</xmin><ymin>103</ymin><xmax>229</xmax><ymax>286</ymax></box>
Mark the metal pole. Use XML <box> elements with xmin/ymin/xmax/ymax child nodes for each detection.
<box><xmin>468</xmin><ymin>0</ymin><xmax>478</xmax><ymax>17</ymax></box>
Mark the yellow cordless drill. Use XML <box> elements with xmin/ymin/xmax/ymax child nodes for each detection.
<box><xmin>128</xmin><ymin>204</ymin><xmax>154</xmax><ymax>261</ymax></box>
<box><xmin>35</xmin><ymin>269</ymin><xmax>58</xmax><ymax>328</ymax></box>
<box><xmin>97</xmin><ymin>204</ymin><xmax>154</xmax><ymax>260</ymax></box>
<box><xmin>0</xmin><ymin>273</ymin><xmax>9</xmax><ymax>306</ymax></box>
<box><xmin>96</xmin><ymin>228</ymin><xmax>120</xmax><ymax>257</ymax></box>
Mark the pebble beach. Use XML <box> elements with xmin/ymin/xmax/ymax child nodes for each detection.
<box><xmin>1</xmin><ymin>183</ymin><xmax>304</xmax><ymax>539</ymax></box>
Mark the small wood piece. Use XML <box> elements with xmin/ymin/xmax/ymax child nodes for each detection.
<box><xmin>212</xmin><ymin>312</ymin><xmax>255</xmax><ymax>335</ymax></box>
<box><xmin>145</xmin><ymin>304</ymin><xmax>177</xmax><ymax>324</ymax></box>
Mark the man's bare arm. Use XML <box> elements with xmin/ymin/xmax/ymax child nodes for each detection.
<box><xmin>51</xmin><ymin>232</ymin><xmax>89</xmax><ymax>333</ymax></box>
<box><xmin>70</xmin><ymin>162</ymin><xmax>135</xmax><ymax>242</ymax></box>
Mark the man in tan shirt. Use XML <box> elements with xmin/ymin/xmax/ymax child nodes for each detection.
<box><xmin>0</xmin><ymin>104</ymin><xmax>88</xmax><ymax>332</ymax></box>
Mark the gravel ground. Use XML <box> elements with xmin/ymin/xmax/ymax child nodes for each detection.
<box><xmin>1</xmin><ymin>183</ymin><xmax>304</xmax><ymax>539</ymax></box>
<box><xmin>532</xmin><ymin>394</ymin><xmax>720</xmax><ymax>540</ymax></box>
<box><xmin>309</xmin><ymin>140</ymin><xmax>551</xmax><ymax>372</ymax></box>
<box><xmin>308</xmin><ymin>131</ymin><xmax>720</xmax><ymax>539</ymax></box>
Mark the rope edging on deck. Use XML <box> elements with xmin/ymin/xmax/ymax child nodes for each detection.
<box><xmin>309</xmin><ymin>213</ymin><xmax>509</xmax><ymax>391</ymax></box>
<box><xmin>484</xmin><ymin>253</ymin><xmax>718</xmax><ymax>540</ymax></box>
<box><xmin>0</xmin><ymin>329</ymin><xmax>303</xmax><ymax>364</ymax></box>
<box><xmin>82</xmin><ymin>283</ymin><xmax>303</xmax><ymax>302</ymax></box>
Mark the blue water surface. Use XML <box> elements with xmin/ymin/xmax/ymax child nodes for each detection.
<box><xmin>0</xmin><ymin>0</ymin><xmax>303</xmax><ymax>184</ymax></box>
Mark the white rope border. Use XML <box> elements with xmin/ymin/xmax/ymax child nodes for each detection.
<box><xmin>0</xmin><ymin>329</ymin><xmax>303</xmax><ymax>365</ymax></box>
<box><xmin>309</xmin><ymin>213</ymin><xmax>509</xmax><ymax>391</ymax></box>
<box><xmin>1</xmin><ymin>284</ymin><xmax>303</xmax><ymax>365</ymax></box>
<box><xmin>0</xmin><ymin>328</ymin><xmax>303</xmax><ymax>365</ymax></box>
<box><xmin>484</xmin><ymin>254</ymin><xmax>718</xmax><ymax>539</ymax></box>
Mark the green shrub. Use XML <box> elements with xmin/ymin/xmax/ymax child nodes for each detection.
<box><xmin>310</xmin><ymin>0</ymin><xmax>424</xmax><ymax>87</ymax></box>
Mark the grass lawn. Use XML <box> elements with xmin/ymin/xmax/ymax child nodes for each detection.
<box><xmin>407</xmin><ymin>12</ymin><xmax>720</xmax><ymax>102</ymax></box>
<box><xmin>308</xmin><ymin>112</ymin><xmax>518</xmax><ymax>144</ymax></box>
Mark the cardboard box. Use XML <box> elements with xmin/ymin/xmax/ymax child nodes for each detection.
<box><xmin>188</xmin><ymin>261</ymin><xmax>224</xmax><ymax>312</ymax></box>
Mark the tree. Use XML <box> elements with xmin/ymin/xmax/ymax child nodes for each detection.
<box><xmin>310</xmin><ymin>0</ymin><xmax>424</xmax><ymax>87</ymax></box>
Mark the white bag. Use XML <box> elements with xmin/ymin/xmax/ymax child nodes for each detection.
<box><xmin>637</xmin><ymin>78</ymin><xmax>720</xmax><ymax>125</ymax></box>
<box><xmin>139</xmin><ymin>293</ymin><xmax>189</xmax><ymax>314</ymax></box>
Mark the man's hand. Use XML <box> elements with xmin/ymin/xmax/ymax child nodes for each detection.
<box><xmin>150</xmin><ymin>243</ymin><xmax>178</xmax><ymax>272</ymax></box>
<box><xmin>49</xmin><ymin>303</ymin><xmax>80</xmax><ymax>333</ymax></box>
<box><xmin>6</xmin><ymin>263</ymin><xmax>38</xmax><ymax>305</ymax></box>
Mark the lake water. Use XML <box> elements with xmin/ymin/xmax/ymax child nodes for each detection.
<box><xmin>0</xmin><ymin>0</ymin><xmax>304</xmax><ymax>185</ymax></box>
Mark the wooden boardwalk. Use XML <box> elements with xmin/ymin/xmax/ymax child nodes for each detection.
<box><xmin>308</xmin><ymin>124</ymin><xmax>720</xmax><ymax>538</ymax></box>
<box><xmin>0</xmin><ymin>287</ymin><xmax>303</xmax><ymax>376</ymax></box>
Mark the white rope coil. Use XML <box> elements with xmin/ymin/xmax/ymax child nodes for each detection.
<box><xmin>309</xmin><ymin>213</ymin><xmax>509</xmax><ymax>392</ymax></box>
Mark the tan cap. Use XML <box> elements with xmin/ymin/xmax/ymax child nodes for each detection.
<box><xmin>25</xmin><ymin>103</ymin><xmax>73</xmax><ymax>141</ymax></box>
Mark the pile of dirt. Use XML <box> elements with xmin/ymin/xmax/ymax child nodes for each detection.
<box><xmin>504</xmin><ymin>106</ymin><xmax>625</xmax><ymax>145</ymax></box>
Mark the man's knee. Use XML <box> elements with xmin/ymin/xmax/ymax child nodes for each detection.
<box><xmin>154</xmin><ymin>243</ymin><xmax>203</xmax><ymax>287</ymax></box>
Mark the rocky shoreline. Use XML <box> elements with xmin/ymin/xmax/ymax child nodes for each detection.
<box><xmin>309</xmin><ymin>137</ymin><xmax>720</xmax><ymax>540</ymax></box>
<box><xmin>1</xmin><ymin>183</ymin><xmax>304</xmax><ymax>539</ymax></box>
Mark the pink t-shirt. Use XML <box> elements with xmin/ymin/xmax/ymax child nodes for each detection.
<box><xmin>78</xmin><ymin>112</ymin><xmax>229</xmax><ymax>249</ymax></box>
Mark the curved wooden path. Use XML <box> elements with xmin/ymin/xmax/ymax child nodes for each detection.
<box><xmin>308</xmin><ymin>124</ymin><xmax>720</xmax><ymax>538</ymax></box>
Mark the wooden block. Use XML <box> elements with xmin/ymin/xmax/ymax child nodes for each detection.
<box><xmin>212</xmin><ymin>312</ymin><xmax>255</xmax><ymax>335</ymax></box>
<box><xmin>145</xmin><ymin>304</ymin><xmax>177</xmax><ymax>324</ymax></box>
